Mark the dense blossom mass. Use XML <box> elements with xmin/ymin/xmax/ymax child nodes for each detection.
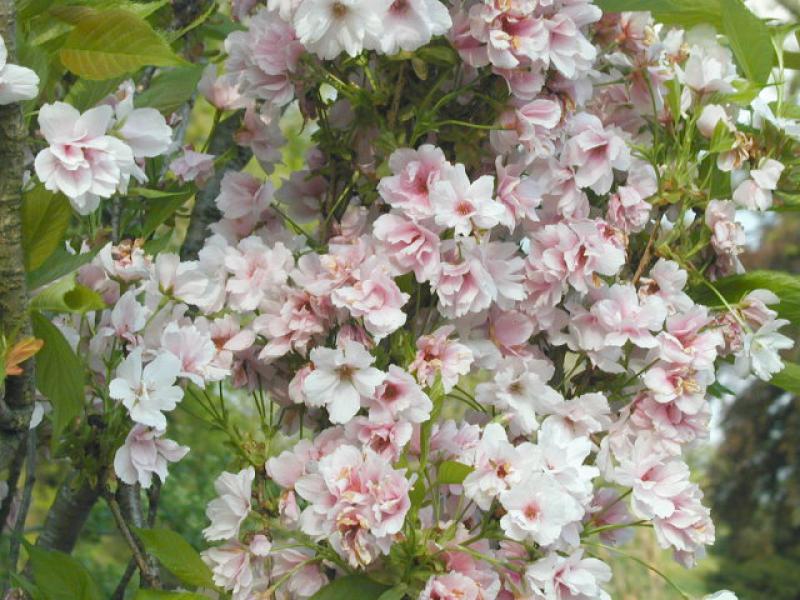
<box><xmin>23</xmin><ymin>0</ymin><xmax>798</xmax><ymax>598</ymax></box>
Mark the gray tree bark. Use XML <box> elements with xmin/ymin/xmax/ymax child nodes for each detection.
<box><xmin>0</xmin><ymin>0</ymin><xmax>35</xmax><ymax>473</ymax></box>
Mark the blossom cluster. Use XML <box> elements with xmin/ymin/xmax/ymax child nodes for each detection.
<box><xmin>31</xmin><ymin>1</ymin><xmax>798</xmax><ymax>599</ymax></box>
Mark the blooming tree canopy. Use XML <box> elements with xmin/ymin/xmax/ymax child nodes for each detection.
<box><xmin>0</xmin><ymin>1</ymin><xmax>798</xmax><ymax>599</ymax></box>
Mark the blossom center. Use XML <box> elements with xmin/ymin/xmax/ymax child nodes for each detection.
<box><xmin>337</xmin><ymin>364</ymin><xmax>355</xmax><ymax>380</ymax></box>
<box><xmin>390</xmin><ymin>0</ymin><xmax>410</xmax><ymax>14</ymax></box>
<box><xmin>382</xmin><ymin>382</ymin><xmax>399</xmax><ymax>401</ymax></box>
<box><xmin>523</xmin><ymin>503</ymin><xmax>540</xmax><ymax>521</ymax></box>
<box><xmin>455</xmin><ymin>200</ymin><xmax>475</xmax><ymax>217</ymax></box>
<box><xmin>331</xmin><ymin>1</ymin><xmax>348</xmax><ymax>18</ymax></box>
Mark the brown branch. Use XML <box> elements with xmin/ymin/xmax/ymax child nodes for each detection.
<box><xmin>111</xmin><ymin>479</ymin><xmax>163</xmax><ymax>599</ymax></box>
<box><xmin>104</xmin><ymin>490</ymin><xmax>161</xmax><ymax>590</ymax></box>
<box><xmin>632</xmin><ymin>221</ymin><xmax>660</xmax><ymax>286</ymax></box>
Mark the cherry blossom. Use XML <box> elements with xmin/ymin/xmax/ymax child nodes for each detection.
<box><xmin>303</xmin><ymin>340</ymin><xmax>385</xmax><ymax>423</ymax></box>
<box><xmin>109</xmin><ymin>348</ymin><xmax>183</xmax><ymax>429</ymax></box>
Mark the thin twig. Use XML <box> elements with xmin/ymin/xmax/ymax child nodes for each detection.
<box><xmin>388</xmin><ymin>62</ymin><xmax>407</xmax><ymax>130</ymax></box>
<box><xmin>104</xmin><ymin>490</ymin><xmax>161</xmax><ymax>590</ymax></box>
<box><xmin>632</xmin><ymin>221</ymin><xmax>660</xmax><ymax>285</ymax></box>
<box><xmin>8</xmin><ymin>429</ymin><xmax>36</xmax><ymax>572</ymax></box>
<box><xmin>0</xmin><ymin>438</ymin><xmax>25</xmax><ymax>529</ymax></box>
<box><xmin>111</xmin><ymin>560</ymin><xmax>137</xmax><ymax>600</ymax></box>
<box><xmin>111</xmin><ymin>480</ymin><xmax>162</xmax><ymax>599</ymax></box>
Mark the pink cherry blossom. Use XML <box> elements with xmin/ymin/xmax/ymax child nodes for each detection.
<box><xmin>732</xmin><ymin>158</ymin><xmax>784</xmax><ymax>211</ymax></box>
<box><xmin>378</xmin><ymin>145</ymin><xmax>450</xmax><ymax>221</ymax></box>
<box><xmin>367</xmin><ymin>364</ymin><xmax>432</xmax><ymax>424</ymax></box>
<box><xmin>34</xmin><ymin>102</ymin><xmax>139</xmax><ymax>214</ymax></box>
<box><xmin>420</xmin><ymin>572</ymin><xmax>481</xmax><ymax>600</ymax></box>
<box><xmin>499</xmin><ymin>472</ymin><xmax>584</xmax><ymax>546</ymax></box>
<box><xmin>0</xmin><ymin>33</ymin><xmax>39</xmax><ymax>104</ymax></box>
<box><xmin>525</xmin><ymin>550</ymin><xmax>612</xmax><ymax>600</ymax></box>
<box><xmin>410</xmin><ymin>325</ymin><xmax>473</xmax><ymax>392</ymax></box>
<box><xmin>203</xmin><ymin>466</ymin><xmax>254</xmax><ymax>541</ymax></box>
<box><xmin>563</xmin><ymin>112</ymin><xmax>631</xmax><ymax>195</ymax></box>
<box><xmin>303</xmin><ymin>340</ymin><xmax>385</xmax><ymax>424</ymax></box>
<box><xmin>109</xmin><ymin>349</ymin><xmax>183</xmax><ymax>430</ymax></box>
<box><xmin>224</xmin><ymin>237</ymin><xmax>293</xmax><ymax>311</ymax></box>
<box><xmin>169</xmin><ymin>147</ymin><xmax>215</xmax><ymax>186</ymax></box>
<box><xmin>380</xmin><ymin>0</ymin><xmax>452</xmax><ymax>54</ymax></box>
<box><xmin>113</xmin><ymin>424</ymin><xmax>189</xmax><ymax>488</ymax></box>
<box><xmin>331</xmin><ymin>258</ymin><xmax>410</xmax><ymax>340</ymax></box>
<box><xmin>225</xmin><ymin>8</ymin><xmax>303</xmax><ymax>105</ymax></box>
<box><xmin>373</xmin><ymin>213</ymin><xmax>441</xmax><ymax>282</ymax></box>
<box><xmin>430</xmin><ymin>163</ymin><xmax>504</xmax><ymax>235</ymax></box>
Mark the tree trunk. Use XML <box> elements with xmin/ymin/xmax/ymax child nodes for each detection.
<box><xmin>35</xmin><ymin>473</ymin><xmax>100</xmax><ymax>553</ymax></box>
<box><xmin>0</xmin><ymin>0</ymin><xmax>35</xmax><ymax>473</ymax></box>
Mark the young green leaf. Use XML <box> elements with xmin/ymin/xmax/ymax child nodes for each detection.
<box><xmin>30</xmin><ymin>276</ymin><xmax>106</xmax><ymax>314</ymax></box>
<box><xmin>21</xmin><ymin>186</ymin><xmax>72</xmax><ymax>272</ymax></box>
<box><xmin>64</xmin><ymin>76</ymin><xmax>126</xmax><ymax>111</ymax></box>
<box><xmin>309</xmin><ymin>575</ymin><xmax>390</xmax><ymax>600</ymax></box>
<box><xmin>134</xmin><ymin>592</ymin><xmax>209</xmax><ymax>600</ymax></box>
<box><xmin>27</xmin><ymin>246</ymin><xmax>100</xmax><ymax>291</ymax></box>
<box><xmin>771</xmin><ymin>362</ymin><xmax>800</xmax><ymax>396</ymax></box>
<box><xmin>26</xmin><ymin>544</ymin><xmax>102</xmax><ymax>600</ymax></box>
<box><xmin>134</xmin><ymin>528</ymin><xmax>215</xmax><ymax>589</ymax></box>
<box><xmin>30</xmin><ymin>310</ymin><xmax>85</xmax><ymax>439</ymax></box>
<box><xmin>437</xmin><ymin>460</ymin><xmax>474</xmax><ymax>485</ymax></box>
<box><xmin>59</xmin><ymin>8</ymin><xmax>184</xmax><ymax>80</ymax></box>
<box><xmin>690</xmin><ymin>270</ymin><xmax>800</xmax><ymax>326</ymax></box>
<box><xmin>135</xmin><ymin>64</ymin><xmax>205</xmax><ymax>115</ymax></box>
<box><xmin>721</xmin><ymin>0</ymin><xmax>774</xmax><ymax>85</ymax></box>
<box><xmin>596</xmin><ymin>0</ymin><xmax>722</xmax><ymax>29</ymax></box>
<box><xmin>377</xmin><ymin>584</ymin><xmax>409</xmax><ymax>600</ymax></box>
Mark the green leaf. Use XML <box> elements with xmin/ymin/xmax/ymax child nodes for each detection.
<box><xmin>135</xmin><ymin>528</ymin><xmax>214</xmax><ymax>589</ymax></box>
<box><xmin>135</xmin><ymin>64</ymin><xmax>204</xmax><ymax>115</ymax></box>
<box><xmin>774</xmin><ymin>191</ymin><xmax>800</xmax><ymax>211</ymax></box>
<box><xmin>596</xmin><ymin>0</ymin><xmax>722</xmax><ymax>29</ymax></box>
<box><xmin>59</xmin><ymin>8</ymin><xmax>184</xmax><ymax>80</ymax></box>
<box><xmin>64</xmin><ymin>76</ymin><xmax>125</xmax><ymax>111</ymax></box>
<box><xmin>21</xmin><ymin>186</ymin><xmax>72</xmax><ymax>272</ymax></box>
<box><xmin>709</xmin><ymin>120</ymin><xmax>734</xmax><ymax>153</ymax></box>
<box><xmin>721</xmin><ymin>0</ymin><xmax>774</xmax><ymax>85</ymax></box>
<box><xmin>690</xmin><ymin>270</ymin><xmax>800</xmax><ymax>325</ymax></box>
<box><xmin>437</xmin><ymin>460</ymin><xmax>474</xmax><ymax>485</ymax></box>
<box><xmin>27</xmin><ymin>246</ymin><xmax>100</xmax><ymax>290</ymax></box>
<box><xmin>415</xmin><ymin>45</ymin><xmax>458</xmax><ymax>66</ymax></box>
<box><xmin>140</xmin><ymin>188</ymin><xmax>195</xmax><ymax>238</ymax></box>
<box><xmin>411</xmin><ymin>57</ymin><xmax>428</xmax><ymax>80</ymax></box>
<box><xmin>771</xmin><ymin>362</ymin><xmax>800</xmax><ymax>396</ymax></box>
<box><xmin>30</xmin><ymin>276</ymin><xmax>106</xmax><ymax>314</ymax></box>
<box><xmin>26</xmin><ymin>544</ymin><xmax>101</xmax><ymax>600</ymax></box>
<box><xmin>377</xmin><ymin>585</ymin><xmax>409</xmax><ymax>600</ymax></box>
<box><xmin>50</xmin><ymin>0</ymin><xmax>169</xmax><ymax>23</ymax></box>
<box><xmin>134</xmin><ymin>591</ymin><xmax>208</xmax><ymax>600</ymax></box>
<box><xmin>310</xmin><ymin>575</ymin><xmax>390</xmax><ymax>600</ymax></box>
<box><xmin>409</xmin><ymin>474</ymin><xmax>426</xmax><ymax>508</ymax></box>
<box><xmin>708</xmin><ymin>381</ymin><xmax>736</xmax><ymax>398</ymax></box>
<box><xmin>30</xmin><ymin>311</ymin><xmax>85</xmax><ymax>439</ymax></box>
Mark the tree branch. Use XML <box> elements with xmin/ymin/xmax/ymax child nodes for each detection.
<box><xmin>8</xmin><ymin>429</ymin><xmax>37</xmax><ymax>572</ymax></box>
<box><xmin>105</xmin><ymin>490</ymin><xmax>161</xmax><ymax>590</ymax></box>
<box><xmin>35</xmin><ymin>472</ymin><xmax>100</xmax><ymax>553</ymax></box>
<box><xmin>180</xmin><ymin>113</ymin><xmax>252</xmax><ymax>260</ymax></box>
